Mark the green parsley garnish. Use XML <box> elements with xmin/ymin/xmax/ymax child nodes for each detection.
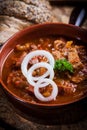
<box><xmin>54</xmin><ymin>59</ymin><xmax>73</xmax><ymax>73</ymax></box>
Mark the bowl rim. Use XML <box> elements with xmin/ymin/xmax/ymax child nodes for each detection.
<box><xmin>0</xmin><ymin>22</ymin><xmax>87</xmax><ymax>107</ymax></box>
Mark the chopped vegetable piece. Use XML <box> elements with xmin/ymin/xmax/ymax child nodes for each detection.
<box><xmin>65</xmin><ymin>41</ymin><xmax>73</xmax><ymax>48</ymax></box>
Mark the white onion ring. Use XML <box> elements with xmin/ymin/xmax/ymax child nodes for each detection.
<box><xmin>21</xmin><ymin>50</ymin><xmax>58</xmax><ymax>102</ymax></box>
<box><xmin>27</xmin><ymin>62</ymin><xmax>54</xmax><ymax>87</ymax></box>
<box><xmin>21</xmin><ymin>50</ymin><xmax>55</xmax><ymax>78</ymax></box>
<box><xmin>34</xmin><ymin>78</ymin><xmax>58</xmax><ymax>102</ymax></box>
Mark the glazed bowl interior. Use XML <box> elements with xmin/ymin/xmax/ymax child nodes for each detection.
<box><xmin>0</xmin><ymin>23</ymin><xmax>87</xmax><ymax>107</ymax></box>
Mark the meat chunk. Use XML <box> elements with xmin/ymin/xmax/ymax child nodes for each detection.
<box><xmin>53</xmin><ymin>40</ymin><xmax>65</xmax><ymax>50</ymax></box>
<box><xmin>75</xmin><ymin>45</ymin><xmax>87</xmax><ymax>63</ymax></box>
<box><xmin>7</xmin><ymin>70</ymin><xmax>35</xmax><ymax>95</ymax></box>
<box><xmin>55</xmin><ymin>79</ymin><xmax>77</xmax><ymax>94</ymax></box>
<box><xmin>7</xmin><ymin>70</ymin><xmax>29</xmax><ymax>89</ymax></box>
<box><xmin>68</xmin><ymin>47</ymin><xmax>83</xmax><ymax>69</ymax></box>
<box><xmin>52</xmin><ymin>50</ymin><xmax>64</xmax><ymax>60</ymax></box>
<box><xmin>68</xmin><ymin>71</ymin><xmax>85</xmax><ymax>83</ymax></box>
<box><xmin>29</xmin><ymin>56</ymin><xmax>39</xmax><ymax>65</ymax></box>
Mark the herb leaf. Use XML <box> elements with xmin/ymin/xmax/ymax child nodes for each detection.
<box><xmin>54</xmin><ymin>59</ymin><xmax>73</xmax><ymax>73</ymax></box>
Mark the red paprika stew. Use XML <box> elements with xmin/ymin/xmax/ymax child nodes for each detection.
<box><xmin>2</xmin><ymin>36</ymin><xmax>87</xmax><ymax>104</ymax></box>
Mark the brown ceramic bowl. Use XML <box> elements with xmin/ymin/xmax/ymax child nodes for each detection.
<box><xmin>0</xmin><ymin>23</ymin><xmax>87</xmax><ymax>124</ymax></box>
